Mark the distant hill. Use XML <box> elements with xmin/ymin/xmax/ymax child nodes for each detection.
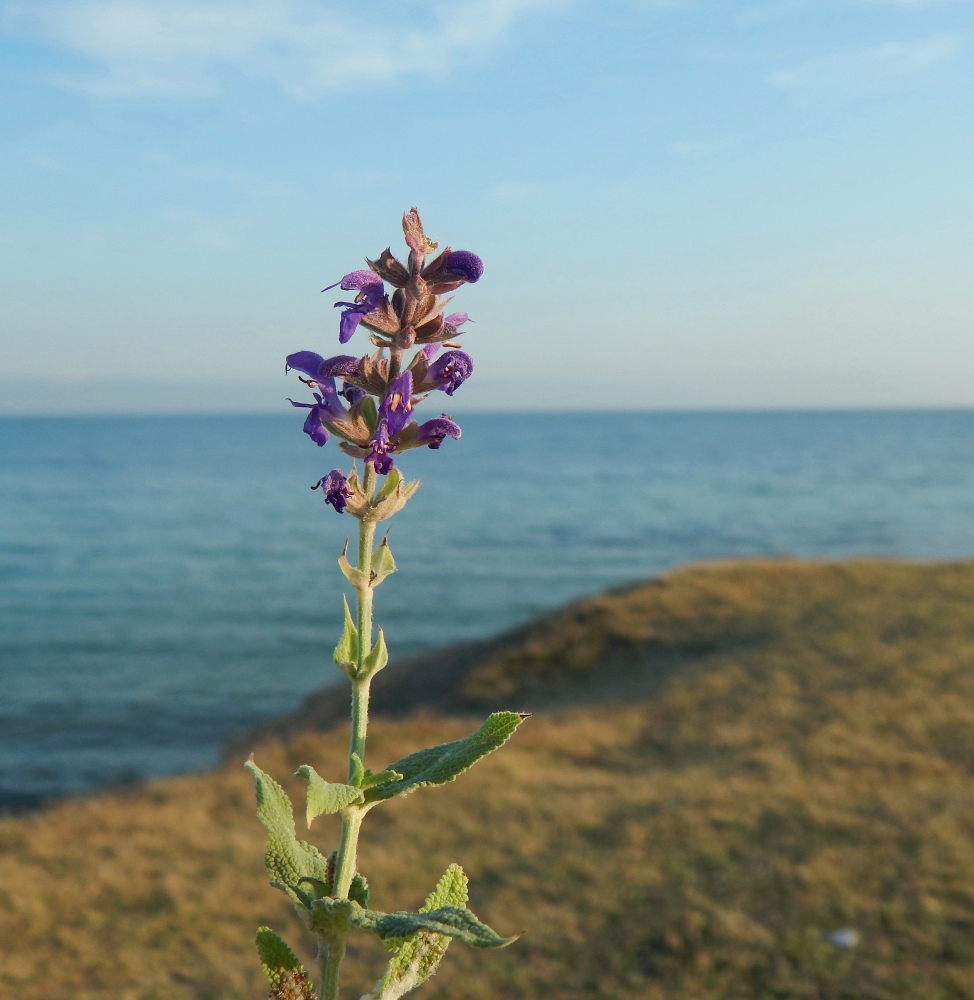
<box><xmin>3</xmin><ymin>559</ymin><xmax>974</xmax><ymax>1000</ymax></box>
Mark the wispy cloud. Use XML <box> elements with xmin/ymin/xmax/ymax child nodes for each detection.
<box><xmin>1</xmin><ymin>0</ymin><xmax>555</xmax><ymax>97</ymax></box>
<box><xmin>769</xmin><ymin>34</ymin><xmax>957</xmax><ymax>88</ymax></box>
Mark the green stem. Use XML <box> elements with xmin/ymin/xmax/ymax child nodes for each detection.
<box><xmin>321</xmin><ymin>464</ymin><xmax>378</xmax><ymax>997</ymax></box>
<box><xmin>319</xmin><ymin>935</ymin><xmax>346</xmax><ymax>1000</ymax></box>
<box><xmin>333</xmin><ymin>807</ymin><xmax>364</xmax><ymax>899</ymax></box>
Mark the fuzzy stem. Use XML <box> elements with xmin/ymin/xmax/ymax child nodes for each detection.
<box><xmin>319</xmin><ymin>936</ymin><xmax>347</xmax><ymax>1000</ymax></box>
<box><xmin>321</xmin><ymin>464</ymin><xmax>378</xmax><ymax>997</ymax></box>
<box><xmin>333</xmin><ymin>807</ymin><xmax>364</xmax><ymax>899</ymax></box>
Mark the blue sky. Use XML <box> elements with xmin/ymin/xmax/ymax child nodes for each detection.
<box><xmin>0</xmin><ymin>0</ymin><xmax>971</xmax><ymax>412</ymax></box>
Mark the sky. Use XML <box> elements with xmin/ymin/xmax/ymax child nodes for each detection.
<box><xmin>0</xmin><ymin>0</ymin><xmax>971</xmax><ymax>413</ymax></box>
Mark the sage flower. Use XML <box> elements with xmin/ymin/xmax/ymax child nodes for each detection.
<box><xmin>311</xmin><ymin>469</ymin><xmax>353</xmax><ymax>512</ymax></box>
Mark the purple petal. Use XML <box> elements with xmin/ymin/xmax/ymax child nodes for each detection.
<box><xmin>421</xmin><ymin>343</ymin><xmax>441</xmax><ymax>361</ymax></box>
<box><xmin>286</xmin><ymin>351</ymin><xmax>326</xmax><ymax>379</ymax></box>
<box><xmin>416</xmin><ymin>415</ymin><xmax>462</xmax><ymax>449</ymax></box>
<box><xmin>444</xmin><ymin>312</ymin><xmax>470</xmax><ymax>327</ymax></box>
<box><xmin>428</xmin><ymin>350</ymin><xmax>473</xmax><ymax>396</ymax></box>
<box><xmin>312</xmin><ymin>469</ymin><xmax>352</xmax><ymax>513</ymax></box>
<box><xmin>443</xmin><ymin>251</ymin><xmax>483</xmax><ymax>283</ymax></box>
<box><xmin>315</xmin><ymin>379</ymin><xmax>348</xmax><ymax>420</ymax></box>
<box><xmin>302</xmin><ymin>407</ymin><xmax>330</xmax><ymax>446</ymax></box>
<box><xmin>319</xmin><ymin>355</ymin><xmax>361</xmax><ymax>379</ymax></box>
<box><xmin>342</xmin><ymin>383</ymin><xmax>366</xmax><ymax>405</ymax></box>
<box><xmin>339</xmin><ymin>309</ymin><xmax>364</xmax><ymax>344</ymax></box>
<box><xmin>379</xmin><ymin>370</ymin><xmax>414</xmax><ymax>436</ymax></box>
<box><xmin>341</xmin><ymin>269</ymin><xmax>383</xmax><ymax>291</ymax></box>
<box><xmin>367</xmin><ymin>419</ymin><xmax>395</xmax><ymax>474</ymax></box>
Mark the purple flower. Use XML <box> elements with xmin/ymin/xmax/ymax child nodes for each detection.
<box><xmin>444</xmin><ymin>312</ymin><xmax>470</xmax><ymax>328</ymax></box>
<box><xmin>367</xmin><ymin>420</ymin><xmax>395</xmax><ymax>475</ymax></box>
<box><xmin>442</xmin><ymin>251</ymin><xmax>483</xmax><ymax>283</ymax></box>
<box><xmin>427</xmin><ymin>350</ymin><xmax>473</xmax><ymax>396</ymax></box>
<box><xmin>379</xmin><ymin>371</ymin><xmax>413</xmax><ymax>436</ymax></box>
<box><xmin>416</xmin><ymin>415</ymin><xmax>462</xmax><ymax>450</ymax></box>
<box><xmin>288</xmin><ymin>378</ymin><xmax>347</xmax><ymax>446</ymax></box>
<box><xmin>286</xmin><ymin>352</ymin><xmax>361</xmax><ymax>382</ymax></box>
<box><xmin>341</xmin><ymin>383</ymin><xmax>366</xmax><ymax>405</ymax></box>
<box><xmin>326</xmin><ymin>270</ymin><xmax>385</xmax><ymax>344</ymax></box>
<box><xmin>311</xmin><ymin>469</ymin><xmax>352</xmax><ymax>513</ymax></box>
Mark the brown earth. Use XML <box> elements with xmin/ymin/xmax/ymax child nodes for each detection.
<box><xmin>3</xmin><ymin>559</ymin><xmax>974</xmax><ymax>1000</ymax></box>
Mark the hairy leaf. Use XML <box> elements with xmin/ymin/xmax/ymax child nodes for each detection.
<box><xmin>271</xmin><ymin>969</ymin><xmax>317</xmax><ymax>1000</ymax></box>
<box><xmin>339</xmin><ymin>549</ymin><xmax>369</xmax><ymax>590</ymax></box>
<box><xmin>368</xmin><ymin>865</ymin><xmax>470</xmax><ymax>999</ymax></box>
<box><xmin>361</xmin><ymin>628</ymin><xmax>389</xmax><ymax>678</ymax></box>
<box><xmin>245</xmin><ymin>759</ymin><xmax>330</xmax><ymax>908</ymax></box>
<box><xmin>374</xmin><ymin>467</ymin><xmax>404</xmax><ymax>503</ymax></box>
<box><xmin>309</xmin><ymin>897</ymin><xmax>373</xmax><ymax>936</ymax></box>
<box><xmin>294</xmin><ymin>765</ymin><xmax>364</xmax><ymax>826</ymax></box>
<box><xmin>255</xmin><ymin>926</ymin><xmax>308</xmax><ymax>991</ymax></box>
<box><xmin>364</xmin><ymin>712</ymin><xmax>525</xmax><ymax>803</ymax></box>
<box><xmin>371</xmin><ymin>538</ymin><xmax>397</xmax><ymax>587</ymax></box>
<box><xmin>349</xmin><ymin>752</ymin><xmax>366</xmax><ymax>788</ymax></box>
<box><xmin>374</xmin><ymin>905</ymin><xmax>518</xmax><ymax>949</ymax></box>
<box><xmin>333</xmin><ymin>595</ymin><xmax>358</xmax><ymax>669</ymax></box>
<box><xmin>350</xmin><ymin>871</ymin><xmax>370</xmax><ymax>908</ymax></box>
<box><xmin>360</xmin><ymin>768</ymin><xmax>403</xmax><ymax>790</ymax></box>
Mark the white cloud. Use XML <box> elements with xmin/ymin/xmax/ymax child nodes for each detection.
<box><xmin>1</xmin><ymin>0</ymin><xmax>555</xmax><ymax>97</ymax></box>
<box><xmin>769</xmin><ymin>34</ymin><xmax>957</xmax><ymax>88</ymax></box>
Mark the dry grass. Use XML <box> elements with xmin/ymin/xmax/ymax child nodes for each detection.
<box><xmin>3</xmin><ymin>559</ymin><xmax>974</xmax><ymax>1000</ymax></box>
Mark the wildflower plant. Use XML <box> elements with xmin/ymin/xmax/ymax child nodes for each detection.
<box><xmin>248</xmin><ymin>209</ymin><xmax>525</xmax><ymax>1000</ymax></box>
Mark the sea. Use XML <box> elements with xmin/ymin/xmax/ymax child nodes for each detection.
<box><xmin>2</xmin><ymin>410</ymin><xmax>973</xmax><ymax>806</ymax></box>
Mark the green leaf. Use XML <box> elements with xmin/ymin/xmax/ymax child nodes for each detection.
<box><xmin>350</xmin><ymin>752</ymin><xmax>366</xmax><ymax>788</ymax></box>
<box><xmin>350</xmin><ymin>871</ymin><xmax>370</xmax><ymax>908</ymax></box>
<box><xmin>245</xmin><ymin>759</ymin><xmax>330</xmax><ymax>908</ymax></box>
<box><xmin>294</xmin><ymin>765</ymin><xmax>364</xmax><ymax>826</ymax></box>
<box><xmin>310</xmin><ymin>897</ymin><xmax>373</xmax><ymax>936</ymax></box>
<box><xmin>361</xmin><ymin>628</ymin><xmax>389</xmax><ymax>678</ymax></box>
<box><xmin>370</xmin><ymin>865</ymin><xmax>469</xmax><ymax>999</ymax></box>
<box><xmin>374</xmin><ymin>905</ymin><xmax>519</xmax><ymax>949</ymax></box>
<box><xmin>338</xmin><ymin>547</ymin><xmax>369</xmax><ymax>590</ymax></box>
<box><xmin>360</xmin><ymin>768</ymin><xmax>403</xmax><ymax>790</ymax></box>
<box><xmin>364</xmin><ymin>712</ymin><xmax>526</xmax><ymax>803</ymax></box>
<box><xmin>358</xmin><ymin>395</ymin><xmax>378</xmax><ymax>433</ymax></box>
<box><xmin>333</xmin><ymin>595</ymin><xmax>358</xmax><ymax>669</ymax></box>
<box><xmin>374</xmin><ymin>466</ymin><xmax>404</xmax><ymax>502</ymax></box>
<box><xmin>371</xmin><ymin>537</ymin><xmax>397</xmax><ymax>587</ymax></box>
<box><xmin>255</xmin><ymin>926</ymin><xmax>309</xmax><ymax>992</ymax></box>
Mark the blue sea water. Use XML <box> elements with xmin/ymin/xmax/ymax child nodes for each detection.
<box><xmin>1</xmin><ymin>410</ymin><xmax>973</xmax><ymax>803</ymax></box>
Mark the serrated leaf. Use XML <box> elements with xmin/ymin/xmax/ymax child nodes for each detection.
<box><xmin>371</xmin><ymin>538</ymin><xmax>397</xmax><ymax>587</ymax></box>
<box><xmin>361</xmin><ymin>628</ymin><xmax>389</xmax><ymax>679</ymax></box>
<box><xmin>333</xmin><ymin>595</ymin><xmax>358</xmax><ymax>668</ymax></box>
<box><xmin>424</xmin><ymin>863</ymin><xmax>469</xmax><ymax>911</ymax></box>
<box><xmin>364</xmin><ymin>712</ymin><xmax>525</xmax><ymax>803</ymax></box>
<box><xmin>350</xmin><ymin>871</ymin><xmax>370</xmax><ymax>908</ymax></box>
<box><xmin>255</xmin><ymin>926</ymin><xmax>308</xmax><ymax>992</ymax></box>
<box><xmin>245</xmin><ymin>759</ymin><xmax>330</xmax><ymax>908</ymax></box>
<box><xmin>369</xmin><ymin>865</ymin><xmax>470</xmax><ymax>999</ymax></box>
<box><xmin>374</xmin><ymin>905</ymin><xmax>518</xmax><ymax>949</ymax></box>
<box><xmin>294</xmin><ymin>765</ymin><xmax>364</xmax><ymax>826</ymax></box>
<box><xmin>360</xmin><ymin>768</ymin><xmax>403</xmax><ymax>790</ymax></box>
